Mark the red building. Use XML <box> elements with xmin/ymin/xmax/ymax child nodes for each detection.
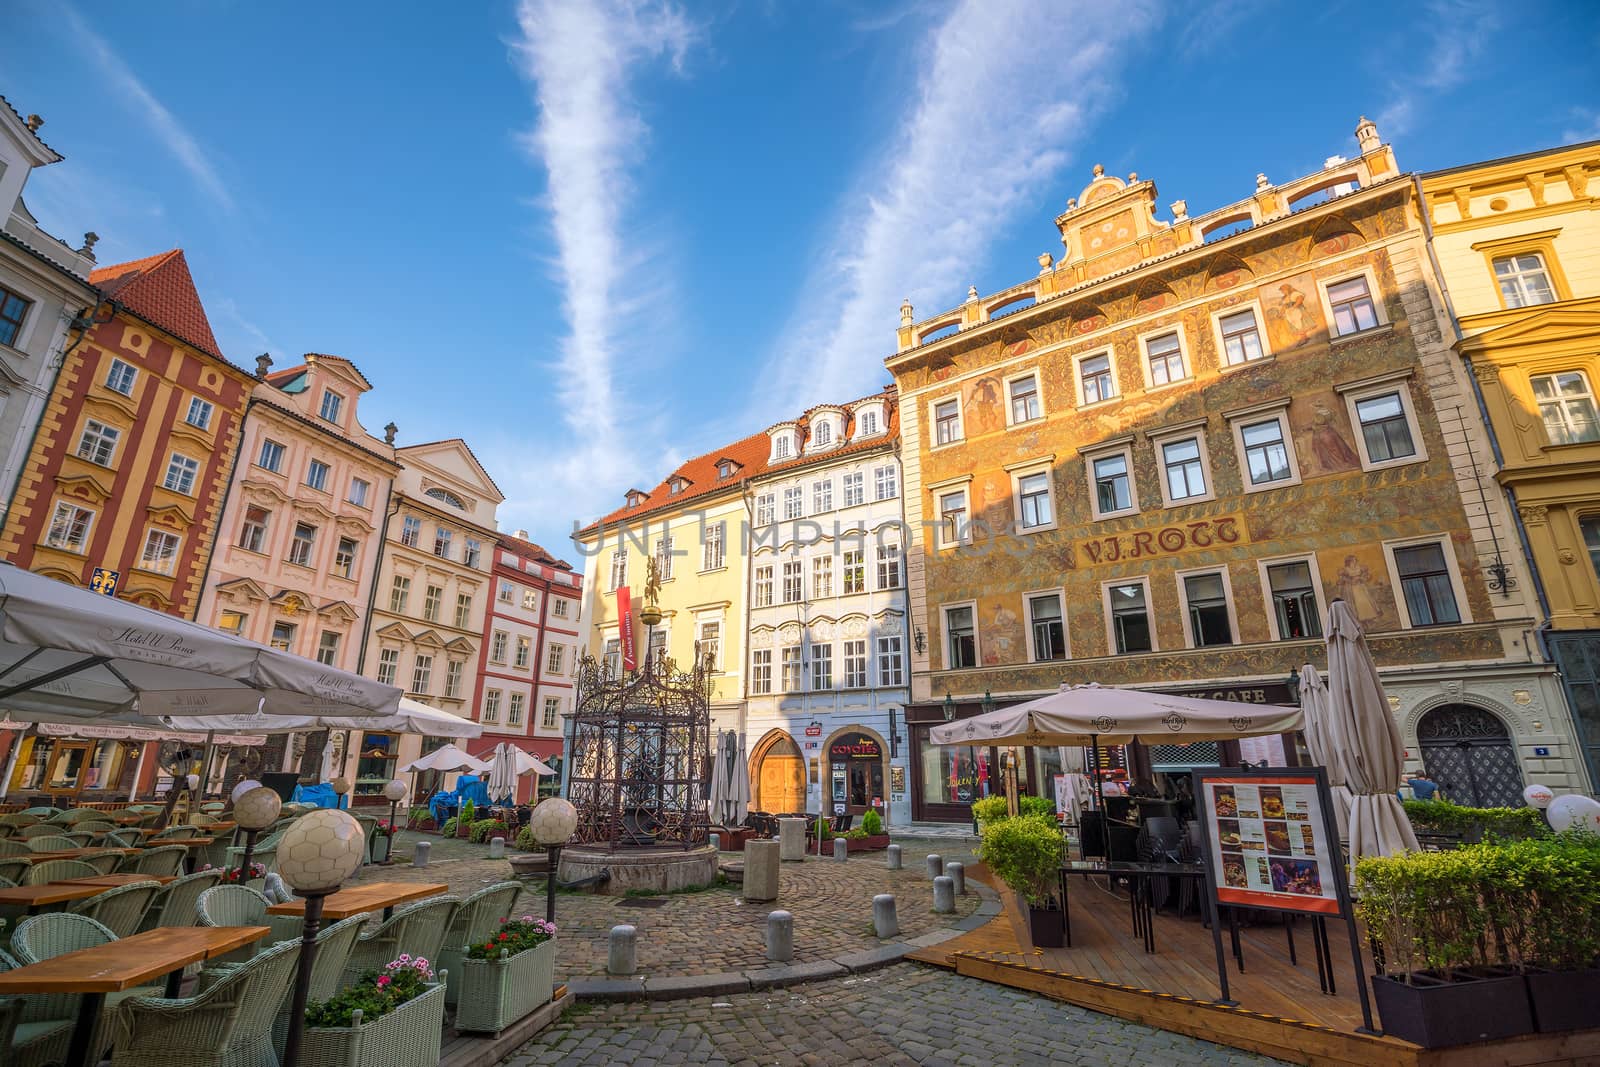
<box><xmin>469</xmin><ymin>531</ymin><xmax>582</xmax><ymax>801</ymax></box>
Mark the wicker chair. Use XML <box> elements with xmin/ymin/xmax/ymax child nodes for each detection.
<box><xmin>0</xmin><ymin>840</ymin><xmax>29</xmax><ymax>858</ymax></box>
<box><xmin>108</xmin><ymin>937</ymin><xmax>302</xmax><ymax>1067</ymax></box>
<box><xmin>61</xmin><ymin>831</ymin><xmax>95</xmax><ymax>847</ymax></box>
<box><xmin>340</xmin><ymin>896</ymin><xmax>459</xmax><ymax>986</ymax></box>
<box><xmin>0</xmin><ymin>859</ymin><xmax>27</xmax><ymax>885</ymax></box>
<box><xmin>0</xmin><ymin>947</ymin><xmax>74</xmax><ymax>1067</ymax></box>
<box><xmin>151</xmin><ymin>826</ymin><xmax>199</xmax><ymax>842</ymax></box>
<box><xmin>0</xmin><ymin>875</ymin><xmax>14</xmax><ymax>888</ymax></box>
<box><xmin>195</xmin><ymin>885</ymin><xmax>298</xmax><ymax>961</ymax></box>
<box><xmin>224</xmin><ymin>831</ymin><xmax>281</xmax><ymax>876</ymax></box>
<box><xmin>24</xmin><ymin>836</ymin><xmax>75</xmax><ymax>852</ymax></box>
<box><xmin>121</xmin><ymin>845</ymin><xmax>187</xmax><ymax>879</ymax></box>
<box><xmin>64</xmin><ymin>809</ymin><xmax>103</xmax><ymax>824</ymax></box>
<box><xmin>352</xmin><ymin>813</ymin><xmax>380</xmax><ymax>863</ymax></box>
<box><xmin>272</xmin><ymin>914</ymin><xmax>365</xmax><ymax>1057</ymax></box>
<box><xmin>439</xmin><ymin>881</ymin><xmax>522</xmax><ymax>1006</ymax></box>
<box><xmin>76</xmin><ymin>821</ymin><xmax>117</xmax><ymax>836</ymax></box>
<box><xmin>69</xmin><ymin>880</ymin><xmax>161</xmax><ymax>938</ymax></box>
<box><xmin>142</xmin><ymin>870</ymin><xmax>223</xmax><ymax>931</ymax></box>
<box><xmin>19</xmin><ymin>808</ymin><xmax>55</xmax><ymax>818</ymax></box>
<box><xmin>104</xmin><ymin>829</ymin><xmax>142</xmax><ymax>848</ymax></box>
<box><xmin>83</xmin><ymin>852</ymin><xmax>124</xmax><ymax>875</ymax></box>
<box><xmin>0</xmin><ymin>813</ymin><xmax>41</xmax><ymax>830</ymax></box>
<box><xmin>24</xmin><ymin>859</ymin><xmax>100</xmax><ymax>885</ymax></box>
<box><xmin>186</xmin><ymin>813</ymin><xmax>218</xmax><ymax>828</ymax></box>
<box><xmin>12</xmin><ymin>913</ymin><xmax>161</xmax><ymax>1063</ymax></box>
<box><xmin>17</xmin><ymin>825</ymin><xmax>63</xmax><ymax>841</ymax></box>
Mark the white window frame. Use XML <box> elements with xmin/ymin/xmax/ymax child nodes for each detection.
<box><xmin>855</xmin><ymin>408</ymin><xmax>881</xmax><ymax>438</ymax></box>
<box><xmin>257</xmin><ymin>438</ymin><xmax>285</xmax><ymax>473</ymax></box>
<box><xmin>139</xmin><ymin>528</ymin><xmax>181</xmax><ymax>575</ymax></box>
<box><xmin>1023</xmin><ymin>586</ymin><xmax>1070</xmax><ymax>662</ymax></box>
<box><xmin>942</xmin><ymin>600</ymin><xmax>980</xmax><ymax>670</ymax></box>
<box><xmin>1102</xmin><ymin>577</ymin><xmax>1158</xmax><ymax>655</ymax></box>
<box><xmin>1530</xmin><ymin>370</ymin><xmax>1600</xmax><ymax>446</ymax></box>
<box><xmin>316</xmin><ymin>630</ymin><xmax>341</xmax><ymax>667</ymax></box>
<box><xmin>1337</xmin><ymin>371</ymin><xmax>1428</xmax><ymax>472</ymax></box>
<box><xmin>491</xmin><ymin>630</ymin><xmax>509</xmax><ymax>664</ymax></box>
<box><xmin>523</xmin><ymin>588</ymin><xmax>539</xmax><ymax>612</ymax></box>
<box><xmin>1254</xmin><ymin>552</ymin><xmax>1328</xmax><ymax>643</ymax></box>
<box><xmin>756</xmin><ymin>493</ymin><xmax>776</xmax><ymax>525</ymax></box>
<box><xmin>1318</xmin><ymin>265</ymin><xmax>1387</xmax><ymax>339</ymax></box>
<box><xmin>1211</xmin><ymin>300</ymin><xmax>1273</xmax><ymax>370</ymax></box>
<box><xmin>754</xmin><ymin>563</ymin><xmax>774</xmax><ymax>607</ymax></box>
<box><xmin>1381</xmin><ymin>535</ymin><xmax>1472</xmax><ymax>629</ymax></box>
<box><xmin>609</xmin><ymin>547</ymin><xmax>628</xmax><ymax>591</ymax></box>
<box><xmin>454</xmin><ymin>591</ymin><xmax>473</xmax><ymax>628</ymax></box>
<box><xmin>546</xmin><ymin>643</ymin><xmax>565</xmax><ymax>674</ymax></box>
<box><xmin>421</xmin><ymin>584</ymin><xmax>443</xmax><ymax>623</ymax></box>
<box><xmin>876</xmin><ymin>541</ymin><xmax>902</xmax><ymax>590</ymax></box>
<box><xmin>238</xmin><ymin>506</ymin><xmax>270</xmax><ymax>553</ymax></box>
<box><xmin>810</xmin><ymin>643</ymin><xmax>833</xmax><ymax>691</ymax></box>
<box><xmin>1174</xmin><ymin>565</ymin><xmax>1240</xmax><ymax>650</ymax></box>
<box><xmin>541</xmin><ymin>696</ymin><xmax>561</xmax><ymax>729</ymax></box>
<box><xmin>77</xmin><ymin>418</ymin><xmax>120</xmax><ymax>466</ymax></box>
<box><xmin>514</xmin><ymin>635</ymin><xmax>531</xmax><ymax>669</ymax></box>
<box><xmin>1147</xmin><ymin>421</ymin><xmax>1215</xmax><ymax>507</ymax></box>
<box><xmin>842</xmin><ymin>638</ymin><xmax>868</xmax><ymax>689</ymax></box>
<box><xmin>482</xmin><ymin>689</ymin><xmax>502</xmax><ymax>723</ymax></box>
<box><xmin>813</xmin><ymin>555</ymin><xmax>833</xmax><ymax>599</ymax></box>
<box><xmin>335</xmin><ymin>536</ymin><xmax>358</xmax><ymax>579</ymax></box>
<box><xmin>445</xmin><ymin>658</ymin><xmax>464</xmax><ymax>698</ymax></box>
<box><xmin>1074</xmin><ymin>348</ymin><xmax>1119</xmax><ymax>408</ymax></box>
<box><xmin>781</xmin><ymin>559</ymin><xmax>803</xmax><ymax>603</ymax></box>
<box><xmin>287</xmin><ymin>522</ymin><xmax>317</xmax><ymax>568</ymax></box>
<box><xmin>104</xmin><ymin>358</ymin><xmax>137</xmax><ymax>396</ymax></box>
<box><xmin>1137</xmin><ymin>326</ymin><xmax>1192</xmax><ymax>391</ymax></box>
<box><xmin>750</xmin><ymin>647</ymin><xmax>773</xmax><ymax>694</ymax></box>
<box><xmin>1006</xmin><ymin>458</ymin><xmax>1057</xmax><ymax>534</ymax></box>
<box><xmin>783</xmin><ymin>486</ymin><xmax>803</xmax><ymax>520</ymax></box>
<box><xmin>875</xmin><ymin>634</ymin><xmax>905</xmax><ymax>687</ymax></box>
<box><xmin>874</xmin><ymin>463</ymin><xmax>898</xmax><ymax>501</ymax></box>
<box><xmin>400</xmin><ymin>515</ymin><xmax>421</xmax><ymax>547</ymax></box>
<box><xmin>1225</xmin><ymin>399</ymin><xmax>1302</xmax><ymax>492</ymax></box>
<box><xmin>185</xmin><ymin>396</ymin><xmax>214</xmax><ymax>430</ymax></box>
<box><xmin>930</xmin><ymin>475</ymin><xmax>973</xmax><ymax>549</ymax></box>
<box><xmin>702</xmin><ymin>520</ymin><xmax>726</xmax><ymax>571</ymax></box>
<box><xmin>841</xmin><ymin>471</ymin><xmax>865</xmax><ymax>508</ymax></box>
<box><xmin>376</xmin><ymin>647</ymin><xmax>400</xmax><ymax>685</ymax></box>
<box><xmin>306</xmin><ymin>459</ymin><xmax>330</xmax><ymax>492</ymax></box>
<box><xmin>164</xmin><ymin>452</ymin><xmax>200</xmax><ymax>495</ymax></box>
<box><xmin>842</xmin><ymin>549</ymin><xmax>866</xmax><ymax>594</ymax></box>
<box><xmin>696</xmin><ymin>617</ymin><xmax>722</xmax><ymax>672</ymax></box>
<box><xmin>498</xmin><ymin>580</ymin><xmax>515</xmax><ymax>604</ymax></box>
<box><xmin>930</xmin><ymin>394</ymin><xmax>964</xmax><ymax>449</ymax></box>
<box><xmin>654</xmin><ymin>532</ymin><xmax>675</xmax><ymax>581</ymax></box>
<box><xmin>319</xmin><ymin>389</ymin><xmax>345</xmax><ymax>423</ymax></box>
<box><xmin>348</xmin><ymin>477</ymin><xmax>371</xmax><ymax>507</ymax></box>
<box><xmin>1005</xmin><ymin>370</ymin><xmax>1044</xmax><ymax>427</ymax></box>
<box><xmin>1081</xmin><ymin>437</ymin><xmax>1139</xmax><ymax>521</ymax></box>
<box><xmin>508</xmin><ymin>692</ymin><xmax>525</xmax><ymax>726</ymax></box>
<box><xmin>780</xmin><ymin>644</ymin><xmax>803</xmax><ymax>692</ymax></box>
<box><xmin>46</xmin><ymin>502</ymin><xmax>94</xmax><ymax>554</ymax></box>
<box><xmin>812</xmin><ymin>479</ymin><xmax>833</xmax><ymax>514</ymax></box>
<box><xmin>411</xmin><ymin>654</ymin><xmax>433</xmax><ymax>695</ymax></box>
<box><xmin>1493</xmin><ymin>251</ymin><xmax>1558</xmax><ymax>308</ymax></box>
<box><xmin>552</xmin><ymin>597</ymin><xmax>570</xmax><ymax>618</ymax></box>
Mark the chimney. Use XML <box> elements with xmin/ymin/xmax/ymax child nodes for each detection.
<box><xmin>254</xmin><ymin>353</ymin><xmax>273</xmax><ymax>379</ymax></box>
<box><xmin>515</xmin><ymin>529</ymin><xmax>530</xmax><ymax>540</ymax></box>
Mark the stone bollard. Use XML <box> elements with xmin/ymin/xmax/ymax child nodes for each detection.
<box><xmin>766</xmin><ymin>910</ymin><xmax>794</xmax><ymax>962</ymax></box>
<box><xmin>933</xmin><ymin>875</ymin><xmax>956</xmax><ymax>914</ymax></box>
<box><xmin>411</xmin><ymin>839</ymin><xmax>431</xmax><ymax>868</ymax></box>
<box><xmin>708</xmin><ymin>832</ymin><xmax>720</xmax><ymax>852</ymax></box>
<box><xmin>946</xmin><ymin>861</ymin><xmax>966</xmax><ymax>896</ymax></box>
<box><xmin>744</xmin><ymin>839</ymin><xmax>780</xmax><ymax>902</ymax></box>
<box><xmin>488</xmin><ymin>836</ymin><xmax>506</xmax><ymax>859</ymax></box>
<box><xmin>778</xmin><ymin>817</ymin><xmax>807</xmax><ymax>862</ymax></box>
<box><xmin>886</xmin><ymin>844</ymin><xmax>902</xmax><ymax>870</ymax></box>
<box><xmin>873</xmin><ymin>893</ymin><xmax>899</xmax><ymax>938</ymax></box>
<box><xmin>832</xmin><ymin>838</ymin><xmax>848</xmax><ymax>862</ymax></box>
<box><xmin>607</xmin><ymin>925</ymin><xmax>637</xmax><ymax>975</ymax></box>
<box><xmin>926</xmin><ymin>853</ymin><xmax>943</xmax><ymax>879</ymax></box>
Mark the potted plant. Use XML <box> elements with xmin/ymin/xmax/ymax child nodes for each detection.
<box><xmin>979</xmin><ymin>813</ymin><xmax>1064</xmax><ymax>948</ymax></box>
<box><xmin>454</xmin><ymin>915</ymin><xmax>557</xmax><ymax>1034</ymax></box>
<box><xmin>370</xmin><ymin>821</ymin><xmax>394</xmax><ymax>864</ymax></box>
<box><xmin>301</xmin><ymin>956</ymin><xmax>445</xmax><ymax>1067</ymax></box>
<box><xmin>406</xmin><ymin>806</ymin><xmax>435</xmax><ymax>832</ymax></box>
<box><xmin>839</xmin><ymin>809</ymin><xmax>891</xmax><ymax>852</ymax></box>
<box><xmin>1513</xmin><ymin>833</ymin><xmax>1600</xmax><ymax>1032</ymax></box>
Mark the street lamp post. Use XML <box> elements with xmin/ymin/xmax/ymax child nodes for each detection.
<box><xmin>279</xmin><ymin>809</ymin><xmax>366</xmax><ymax>1067</ymax></box>
<box><xmin>232</xmin><ymin>786</ymin><xmax>282</xmax><ymax>882</ymax></box>
<box><xmin>528</xmin><ymin>797</ymin><xmax>577</xmax><ymax>925</ymax></box>
<box><xmin>329</xmin><ymin>776</ymin><xmax>351</xmax><ymax>811</ymax></box>
<box><xmin>380</xmin><ymin>779</ymin><xmax>407</xmax><ymax>864</ymax></box>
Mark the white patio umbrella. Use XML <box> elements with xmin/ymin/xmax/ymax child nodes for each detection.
<box><xmin>0</xmin><ymin>563</ymin><xmax>400</xmax><ymax>721</ymax></box>
<box><xmin>706</xmin><ymin>729</ymin><xmax>730</xmax><ymax>825</ymax></box>
<box><xmin>1324</xmin><ymin>600</ymin><xmax>1420</xmax><ymax>862</ymax></box>
<box><xmin>398</xmin><ymin>743</ymin><xmax>488</xmax><ymax>775</ymax></box>
<box><xmin>486</xmin><ymin>744</ymin><xmax>556</xmax><ymax>779</ymax></box>
<box><xmin>160</xmin><ymin>697</ymin><xmax>484</xmax><ymax>739</ymax></box>
<box><xmin>1298</xmin><ymin>663</ymin><xmax>1353</xmax><ymax>843</ymax></box>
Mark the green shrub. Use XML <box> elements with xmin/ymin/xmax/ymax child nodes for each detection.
<box><xmin>1356</xmin><ymin>830</ymin><xmax>1600</xmax><ymax>980</ymax></box>
<box><xmin>1019</xmin><ymin>796</ymin><xmax>1055</xmax><ymax>820</ymax></box>
<box><xmin>844</xmin><ymin>827</ymin><xmax>868</xmax><ymax>840</ymax></box>
<box><xmin>860</xmin><ymin>809</ymin><xmax>883</xmax><ymax>836</ymax></box>
<box><xmin>466</xmin><ymin>915</ymin><xmax>555</xmax><ymax>960</ymax></box>
<box><xmin>408</xmin><ymin>806</ymin><xmax>432</xmax><ymax>826</ymax></box>
<box><xmin>514</xmin><ymin>825</ymin><xmax>539</xmax><ymax>851</ymax></box>
<box><xmin>970</xmin><ymin>796</ymin><xmax>1009</xmax><ymax>826</ymax></box>
<box><xmin>439</xmin><ymin>817</ymin><xmax>458</xmax><ymax>837</ymax></box>
<box><xmin>469</xmin><ymin>818</ymin><xmax>508</xmax><ymax>844</ymax></box>
<box><xmin>460</xmin><ymin>799</ymin><xmax>476</xmax><ymax>825</ymax></box>
<box><xmin>978</xmin><ymin>813</ymin><xmax>1063</xmax><ymax>905</ymax></box>
<box><xmin>1402</xmin><ymin>798</ymin><xmax>1547</xmax><ymax>841</ymax></box>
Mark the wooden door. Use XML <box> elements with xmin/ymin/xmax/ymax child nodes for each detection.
<box><xmin>758</xmin><ymin>752</ymin><xmax>806</xmax><ymax>814</ymax></box>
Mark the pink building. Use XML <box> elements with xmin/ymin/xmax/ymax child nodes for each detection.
<box><xmin>198</xmin><ymin>353</ymin><xmax>398</xmax><ymax>677</ymax></box>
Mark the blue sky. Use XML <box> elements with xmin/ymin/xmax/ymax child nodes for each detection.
<box><xmin>3</xmin><ymin>1</ymin><xmax>1596</xmax><ymax>563</ymax></box>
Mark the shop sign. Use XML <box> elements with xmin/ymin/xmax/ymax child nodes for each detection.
<box><xmin>804</xmin><ymin>724</ymin><xmax>822</xmax><ymax>737</ymax></box>
<box><xmin>1198</xmin><ymin>771</ymin><xmax>1339</xmax><ymax>916</ymax></box>
<box><xmin>1078</xmin><ymin>513</ymin><xmax>1246</xmax><ymax>565</ymax></box>
<box><xmin>90</xmin><ymin>568</ymin><xmax>120</xmax><ymax>596</ymax></box>
<box><xmin>1163</xmin><ymin>681</ymin><xmax>1292</xmax><ymax>705</ymax></box>
<box><xmin>830</xmin><ymin>739</ymin><xmax>881</xmax><ymax>759</ymax></box>
<box><xmin>889</xmin><ymin>766</ymin><xmax>905</xmax><ymax>793</ymax></box>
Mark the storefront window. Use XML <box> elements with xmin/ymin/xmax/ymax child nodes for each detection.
<box><xmin>920</xmin><ymin>743</ymin><xmax>991</xmax><ymax>806</ymax></box>
<box><xmin>828</xmin><ymin>732</ymin><xmax>884</xmax><ymax>814</ymax></box>
<box><xmin>355</xmin><ymin>732</ymin><xmax>400</xmax><ymax>796</ymax></box>
<box><xmin>15</xmin><ymin>739</ymin><xmax>53</xmax><ymax>791</ymax></box>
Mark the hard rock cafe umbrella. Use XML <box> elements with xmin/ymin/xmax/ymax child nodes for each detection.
<box><xmin>0</xmin><ymin>562</ymin><xmax>400</xmax><ymax>722</ymax></box>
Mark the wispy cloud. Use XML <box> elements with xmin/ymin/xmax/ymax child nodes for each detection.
<box><xmin>507</xmin><ymin>0</ymin><xmax>697</xmax><ymax>535</ymax></box>
<box><xmin>1562</xmin><ymin>107</ymin><xmax>1600</xmax><ymax>144</ymax></box>
<box><xmin>210</xmin><ymin>296</ymin><xmax>281</xmax><ymax>365</ymax></box>
<box><xmin>757</xmin><ymin>0</ymin><xmax>1160</xmax><ymax>418</ymax></box>
<box><xmin>1377</xmin><ymin>0</ymin><xmax>1499</xmax><ymax>136</ymax></box>
<box><xmin>60</xmin><ymin>5</ymin><xmax>234</xmax><ymax>212</ymax></box>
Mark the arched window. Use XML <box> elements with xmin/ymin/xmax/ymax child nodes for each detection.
<box><xmin>425</xmin><ymin>487</ymin><xmax>465</xmax><ymax>509</ymax></box>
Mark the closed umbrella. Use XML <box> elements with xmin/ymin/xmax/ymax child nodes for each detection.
<box><xmin>706</xmin><ymin>730</ymin><xmax>730</xmax><ymax>825</ymax></box>
<box><xmin>1299</xmin><ymin>664</ymin><xmax>1353</xmax><ymax>843</ymax></box>
<box><xmin>1324</xmin><ymin>601</ymin><xmax>1420</xmax><ymax>862</ymax></box>
<box><xmin>726</xmin><ymin>732</ymin><xmax>750</xmax><ymax>825</ymax></box>
<box><xmin>486</xmin><ymin>742</ymin><xmax>518</xmax><ymax>804</ymax></box>
<box><xmin>1055</xmin><ymin>747</ymin><xmax>1092</xmax><ymax>828</ymax></box>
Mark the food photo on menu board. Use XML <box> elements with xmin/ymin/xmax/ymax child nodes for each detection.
<box><xmin>1201</xmin><ymin>775</ymin><xmax>1341</xmax><ymax>915</ymax></box>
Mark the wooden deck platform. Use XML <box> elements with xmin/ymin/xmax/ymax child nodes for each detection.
<box><xmin>912</xmin><ymin>867</ymin><xmax>1600</xmax><ymax>1067</ymax></box>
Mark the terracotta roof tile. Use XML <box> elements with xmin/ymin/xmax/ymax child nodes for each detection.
<box><xmin>90</xmin><ymin>249</ymin><xmax>224</xmax><ymax>360</ymax></box>
<box><xmin>497</xmin><ymin>533</ymin><xmax>574</xmax><ymax>572</ymax></box>
<box><xmin>583</xmin><ymin>391</ymin><xmax>898</xmax><ymax>534</ymax></box>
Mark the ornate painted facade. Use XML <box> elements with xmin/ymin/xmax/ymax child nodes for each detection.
<box><xmin>888</xmin><ymin>118</ymin><xmax>1582</xmax><ymax>818</ymax></box>
<box><xmin>743</xmin><ymin>393</ymin><xmax>910</xmax><ymax>825</ymax></box>
<box><xmin>1421</xmin><ymin>140</ymin><xmax>1600</xmax><ymax>786</ymax></box>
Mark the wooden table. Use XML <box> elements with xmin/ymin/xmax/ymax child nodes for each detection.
<box><xmin>20</xmin><ymin>847</ymin><xmax>136</xmax><ymax>863</ymax></box>
<box><xmin>110</xmin><ymin>813</ymin><xmax>146</xmax><ymax>826</ymax></box>
<box><xmin>266</xmin><ymin>881</ymin><xmax>448</xmax><ymax>922</ymax></box>
<box><xmin>0</xmin><ymin>882</ymin><xmax>108</xmax><ymax>914</ymax></box>
<box><xmin>0</xmin><ymin>925</ymin><xmax>269</xmax><ymax>1067</ymax></box>
<box><xmin>142</xmin><ymin>836</ymin><xmax>215</xmax><ymax>874</ymax></box>
<box><xmin>56</xmin><ymin>873</ymin><xmax>177</xmax><ymax>887</ymax></box>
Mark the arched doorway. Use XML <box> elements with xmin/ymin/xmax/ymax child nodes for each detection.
<box><xmin>1417</xmin><ymin>704</ymin><xmax>1524</xmax><ymax>808</ymax></box>
<box><xmin>826</xmin><ymin>729</ymin><xmax>886</xmax><ymax>818</ymax></box>
<box><xmin>750</xmin><ymin>732</ymin><xmax>806</xmax><ymax>814</ymax></box>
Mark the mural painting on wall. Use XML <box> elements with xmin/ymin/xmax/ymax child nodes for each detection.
<box><xmin>1325</xmin><ymin>545</ymin><xmax>1397</xmax><ymax>630</ymax></box>
<box><xmin>1287</xmin><ymin>388</ymin><xmax>1363</xmax><ymax>477</ymax></box>
<box><xmin>981</xmin><ymin>599</ymin><xmax>1025</xmax><ymax>666</ymax></box>
<box><xmin>1261</xmin><ymin>271</ymin><xmax>1325</xmax><ymax>351</ymax></box>
<box><xmin>962</xmin><ymin>375</ymin><xmax>1005</xmax><ymax>436</ymax></box>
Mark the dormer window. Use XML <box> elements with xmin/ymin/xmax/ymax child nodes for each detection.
<box><xmin>668</xmin><ymin>476</ymin><xmax>690</xmax><ymax>496</ymax></box>
<box><xmin>625</xmin><ymin>489</ymin><xmax>648</xmax><ymax>508</ymax></box>
<box><xmin>775</xmin><ymin>436</ymin><xmax>791</xmax><ymax>459</ymax></box>
<box><xmin>716</xmin><ymin>460</ymin><xmax>737</xmax><ymax>480</ymax></box>
<box><xmin>854</xmin><ymin>404</ymin><xmax>884</xmax><ymax>439</ymax></box>
<box><xmin>814</xmin><ymin>422</ymin><xmax>832</xmax><ymax>447</ymax></box>
<box><xmin>319</xmin><ymin>390</ymin><xmax>344</xmax><ymax>424</ymax></box>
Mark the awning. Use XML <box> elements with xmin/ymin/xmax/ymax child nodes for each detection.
<box><xmin>159</xmin><ymin>697</ymin><xmax>482</xmax><ymax>739</ymax></box>
<box><xmin>0</xmin><ymin>719</ymin><xmax>267</xmax><ymax>746</ymax></box>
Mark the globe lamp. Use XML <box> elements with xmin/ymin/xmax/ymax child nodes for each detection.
<box><xmin>279</xmin><ymin>808</ymin><xmax>367</xmax><ymax>1067</ymax></box>
<box><xmin>529</xmin><ymin>797</ymin><xmax>578</xmax><ymax>924</ymax></box>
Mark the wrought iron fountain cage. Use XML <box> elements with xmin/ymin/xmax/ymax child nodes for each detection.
<box><xmin>567</xmin><ymin>646</ymin><xmax>712</xmax><ymax>851</ymax></box>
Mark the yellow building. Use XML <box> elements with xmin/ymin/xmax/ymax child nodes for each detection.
<box><xmin>1421</xmin><ymin>140</ymin><xmax>1600</xmax><ymax>785</ymax></box>
<box><xmin>574</xmin><ymin>434</ymin><xmax>770</xmax><ymax>735</ymax></box>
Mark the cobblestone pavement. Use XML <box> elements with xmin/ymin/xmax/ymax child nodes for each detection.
<box><xmin>500</xmin><ymin>963</ymin><xmax>1288</xmax><ymax>1066</ymax></box>
<box><xmin>366</xmin><ymin>833</ymin><xmax>982</xmax><ymax>978</ymax></box>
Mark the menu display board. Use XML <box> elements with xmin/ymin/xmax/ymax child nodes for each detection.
<box><xmin>1199</xmin><ymin>772</ymin><xmax>1340</xmax><ymax>916</ymax></box>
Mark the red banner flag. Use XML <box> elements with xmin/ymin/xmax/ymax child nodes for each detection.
<box><xmin>617</xmin><ymin>585</ymin><xmax>636</xmax><ymax>671</ymax></box>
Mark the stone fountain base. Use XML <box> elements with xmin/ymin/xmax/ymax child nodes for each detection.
<box><xmin>558</xmin><ymin>844</ymin><xmax>719</xmax><ymax>895</ymax></box>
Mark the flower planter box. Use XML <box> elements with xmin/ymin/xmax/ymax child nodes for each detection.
<box><xmin>842</xmin><ymin>835</ymin><xmax>891</xmax><ymax>853</ymax></box>
<box><xmin>1371</xmin><ymin>970</ymin><xmax>1533</xmax><ymax>1048</ymax></box>
<box><xmin>300</xmin><ymin>979</ymin><xmax>445</xmax><ymax>1067</ymax></box>
<box><xmin>1526</xmin><ymin>966</ymin><xmax>1600</xmax><ymax>1033</ymax></box>
<box><xmin>1027</xmin><ymin>904</ymin><xmax>1065</xmax><ymax>949</ymax></box>
<box><xmin>370</xmin><ymin>833</ymin><xmax>393</xmax><ymax>864</ymax></box>
<box><xmin>454</xmin><ymin>939</ymin><xmax>555</xmax><ymax>1034</ymax></box>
